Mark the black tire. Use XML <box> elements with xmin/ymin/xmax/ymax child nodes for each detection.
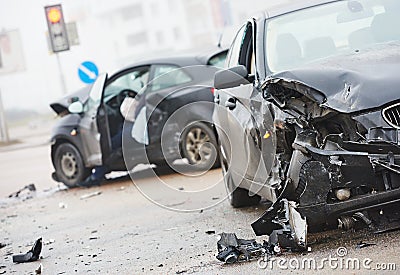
<box><xmin>54</xmin><ymin>143</ymin><xmax>91</xmax><ymax>188</ymax></box>
<box><xmin>220</xmin><ymin>147</ymin><xmax>261</xmax><ymax>208</ymax></box>
<box><xmin>180</xmin><ymin>122</ymin><xmax>219</xmax><ymax>170</ymax></box>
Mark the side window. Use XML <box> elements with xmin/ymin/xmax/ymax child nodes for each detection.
<box><xmin>149</xmin><ymin>65</ymin><xmax>191</xmax><ymax>92</ymax></box>
<box><xmin>85</xmin><ymin>74</ymin><xmax>107</xmax><ymax>111</ymax></box>
<box><xmin>239</xmin><ymin>24</ymin><xmax>254</xmax><ymax>75</ymax></box>
<box><xmin>226</xmin><ymin>24</ymin><xmax>246</xmax><ymax>68</ymax></box>
<box><xmin>104</xmin><ymin>66</ymin><xmax>150</xmax><ymax>98</ymax></box>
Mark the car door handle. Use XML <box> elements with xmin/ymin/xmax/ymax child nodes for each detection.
<box><xmin>225</xmin><ymin>97</ymin><xmax>236</xmax><ymax>109</ymax></box>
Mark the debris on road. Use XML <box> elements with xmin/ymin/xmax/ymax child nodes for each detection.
<box><xmin>8</xmin><ymin>183</ymin><xmax>36</xmax><ymax>199</ymax></box>
<box><xmin>35</xmin><ymin>263</ymin><xmax>42</xmax><ymax>274</ymax></box>
<box><xmin>252</xmin><ymin>199</ymin><xmax>307</xmax><ymax>251</ymax></box>
<box><xmin>217</xmin><ymin>200</ymin><xmax>308</xmax><ymax>264</ymax></box>
<box><xmin>0</xmin><ymin>242</ymin><xmax>6</xmax><ymax>249</ymax></box>
<box><xmin>12</xmin><ymin>238</ymin><xmax>42</xmax><ymax>263</ymax></box>
<box><xmin>164</xmin><ymin>227</ymin><xmax>177</xmax><ymax>231</ymax></box>
<box><xmin>89</xmin><ymin>234</ymin><xmax>99</xmax><ymax>240</ymax></box>
<box><xmin>80</xmin><ymin>191</ymin><xmax>102</xmax><ymax>200</ymax></box>
<box><xmin>205</xmin><ymin>230</ymin><xmax>215</xmax><ymax>235</ymax></box>
<box><xmin>58</xmin><ymin>202</ymin><xmax>67</xmax><ymax>209</ymax></box>
<box><xmin>356</xmin><ymin>241</ymin><xmax>376</xmax><ymax>249</ymax></box>
<box><xmin>216</xmin><ymin>233</ymin><xmax>267</xmax><ymax>264</ymax></box>
<box><xmin>43</xmin><ymin>239</ymin><xmax>55</xmax><ymax>245</ymax></box>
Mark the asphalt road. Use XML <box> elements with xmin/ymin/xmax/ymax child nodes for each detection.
<box><xmin>1</xmin><ymin>139</ymin><xmax>400</xmax><ymax>274</ymax></box>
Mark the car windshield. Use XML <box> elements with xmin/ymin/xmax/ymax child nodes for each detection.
<box><xmin>265</xmin><ymin>0</ymin><xmax>400</xmax><ymax>73</ymax></box>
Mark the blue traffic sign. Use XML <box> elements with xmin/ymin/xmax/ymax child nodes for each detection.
<box><xmin>78</xmin><ymin>61</ymin><xmax>99</xmax><ymax>84</ymax></box>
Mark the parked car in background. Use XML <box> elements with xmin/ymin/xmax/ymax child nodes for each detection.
<box><xmin>50</xmin><ymin>48</ymin><xmax>227</xmax><ymax>187</ymax></box>
<box><xmin>213</xmin><ymin>0</ymin><xmax>400</xmax><ymax>247</ymax></box>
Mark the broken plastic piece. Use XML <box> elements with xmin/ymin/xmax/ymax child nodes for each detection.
<box><xmin>35</xmin><ymin>263</ymin><xmax>42</xmax><ymax>274</ymax></box>
<box><xmin>216</xmin><ymin>233</ymin><xmax>266</xmax><ymax>264</ymax></box>
<box><xmin>12</xmin><ymin>238</ymin><xmax>42</xmax><ymax>263</ymax></box>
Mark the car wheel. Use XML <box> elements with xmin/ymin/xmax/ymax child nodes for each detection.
<box><xmin>54</xmin><ymin>143</ymin><xmax>91</xmax><ymax>188</ymax></box>
<box><xmin>220</xmin><ymin>145</ymin><xmax>261</xmax><ymax>208</ymax></box>
<box><xmin>180</xmin><ymin>122</ymin><xmax>218</xmax><ymax>170</ymax></box>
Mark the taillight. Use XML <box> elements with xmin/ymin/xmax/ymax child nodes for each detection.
<box><xmin>210</xmin><ymin>87</ymin><xmax>215</xmax><ymax>94</ymax></box>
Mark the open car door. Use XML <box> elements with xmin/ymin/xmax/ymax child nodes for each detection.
<box><xmin>79</xmin><ymin>73</ymin><xmax>112</xmax><ymax>167</ymax></box>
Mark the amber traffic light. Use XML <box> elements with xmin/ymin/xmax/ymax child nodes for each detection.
<box><xmin>44</xmin><ymin>4</ymin><xmax>69</xmax><ymax>53</ymax></box>
<box><xmin>47</xmin><ymin>8</ymin><xmax>62</xmax><ymax>23</ymax></box>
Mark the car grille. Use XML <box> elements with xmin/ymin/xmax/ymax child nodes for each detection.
<box><xmin>383</xmin><ymin>103</ymin><xmax>400</xmax><ymax>129</ymax></box>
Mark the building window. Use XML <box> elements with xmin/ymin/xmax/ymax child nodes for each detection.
<box><xmin>126</xmin><ymin>32</ymin><xmax>148</xmax><ymax>47</ymax></box>
<box><xmin>120</xmin><ymin>4</ymin><xmax>143</xmax><ymax>21</ymax></box>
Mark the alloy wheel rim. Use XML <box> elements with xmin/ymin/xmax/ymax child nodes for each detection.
<box><xmin>60</xmin><ymin>152</ymin><xmax>78</xmax><ymax>179</ymax></box>
<box><xmin>185</xmin><ymin>127</ymin><xmax>212</xmax><ymax>164</ymax></box>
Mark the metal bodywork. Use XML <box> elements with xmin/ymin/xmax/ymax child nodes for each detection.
<box><xmin>50</xmin><ymin>49</ymin><xmax>227</xmax><ymax>174</ymax></box>
<box><xmin>213</xmin><ymin>0</ymin><xmax>400</xmax><ymax>247</ymax></box>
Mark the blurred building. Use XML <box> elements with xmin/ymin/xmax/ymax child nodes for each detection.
<box><xmin>0</xmin><ymin>0</ymin><xmax>283</xmax><ymax>112</ymax></box>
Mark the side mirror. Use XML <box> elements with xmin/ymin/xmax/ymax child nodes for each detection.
<box><xmin>214</xmin><ymin>65</ymin><xmax>249</xmax><ymax>90</ymax></box>
<box><xmin>68</xmin><ymin>101</ymin><xmax>84</xmax><ymax>114</ymax></box>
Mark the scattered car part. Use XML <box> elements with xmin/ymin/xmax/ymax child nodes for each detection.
<box><xmin>58</xmin><ymin>202</ymin><xmax>67</xmax><ymax>209</ymax></box>
<box><xmin>8</xmin><ymin>184</ymin><xmax>36</xmax><ymax>198</ymax></box>
<box><xmin>216</xmin><ymin>233</ymin><xmax>267</xmax><ymax>264</ymax></box>
<box><xmin>35</xmin><ymin>263</ymin><xmax>42</xmax><ymax>274</ymax></box>
<box><xmin>12</xmin><ymin>238</ymin><xmax>42</xmax><ymax>263</ymax></box>
<box><xmin>356</xmin><ymin>241</ymin><xmax>376</xmax><ymax>249</ymax></box>
<box><xmin>80</xmin><ymin>191</ymin><xmax>102</xmax><ymax>200</ymax></box>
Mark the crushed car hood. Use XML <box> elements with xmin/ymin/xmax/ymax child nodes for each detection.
<box><xmin>49</xmin><ymin>86</ymin><xmax>91</xmax><ymax>115</ymax></box>
<box><xmin>265</xmin><ymin>42</ymin><xmax>400</xmax><ymax>113</ymax></box>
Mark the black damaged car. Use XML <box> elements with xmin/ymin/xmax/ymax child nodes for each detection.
<box><xmin>50</xmin><ymin>48</ymin><xmax>226</xmax><ymax>187</ymax></box>
<box><xmin>213</xmin><ymin>0</ymin><xmax>400</xmax><ymax>250</ymax></box>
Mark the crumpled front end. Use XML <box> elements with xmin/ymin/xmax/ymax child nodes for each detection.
<box><xmin>253</xmin><ymin>76</ymin><xmax>400</xmax><ymax>246</ymax></box>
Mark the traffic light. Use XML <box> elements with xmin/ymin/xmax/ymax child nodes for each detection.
<box><xmin>44</xmin><ymin>4</ymin><xmax>69</xmax><ymax>53</ymax></box>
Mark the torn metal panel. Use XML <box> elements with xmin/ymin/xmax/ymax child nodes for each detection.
<box><xmin>252</xmin><ymin>199</ymin><xmax>307</xmax><ymax>251</ymax></box>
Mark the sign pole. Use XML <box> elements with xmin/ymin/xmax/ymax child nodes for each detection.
<box><xmin>56</xmin><ymin>53</ymin><xmax>67</xmax><ymax>95</ymax></box>
<box><xmin>0</xmin><ymin>88</ymin><xmax>10</xmax><ymax>143</ymax></box>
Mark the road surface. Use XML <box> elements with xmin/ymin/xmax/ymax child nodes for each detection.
<box><xmin>1</xmin><ymin>132</ymin><xmax>399</xmax><ymax>274</ymax></box>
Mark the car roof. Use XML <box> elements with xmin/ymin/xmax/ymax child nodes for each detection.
<box><xmin>112</xmin><ymin>47</ymin><xmax>228</xmax><ymax>75</ymax></box>
<box><xmin>258</xmin><ymin>0</ymin><xmax>342</xmax><ymax>19</ymax></box>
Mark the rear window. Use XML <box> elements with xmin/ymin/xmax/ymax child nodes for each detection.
<box><xmin>208</xmin><ymin>51</ymin><xmax>228</xmax><ymax>68</ymax></box>
<box><xmin>149</xmin><ymin>65</ymin><xmax>192</xmax><ymax>92</ymax></box>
